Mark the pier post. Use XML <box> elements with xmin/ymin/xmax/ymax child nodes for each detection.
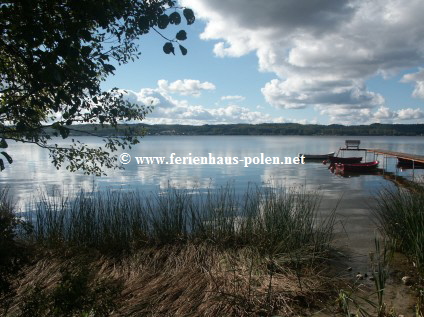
<box><xmin>384</xmin><ymin>155</ymin><xmax>387</xmax><ymax>171</ymax></box>
<box><xmin>395</xmin><ymin>164</ymin><xmax>398</xmax><ymax>180</ymax></box>
<box><xmin>412</xmin><ymin>160</ymin><xmax>415</xmax><ymax>181</ymax></box>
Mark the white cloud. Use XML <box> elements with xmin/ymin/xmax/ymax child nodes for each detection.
<box><xmin>122</xmin><ymin>86</ymin><xmax>423</xmax><ymax>125</ymax></box>
<box><xmin>318</xmin><ymin>107</ymin><xmax>373</xmax><ymax>125</ymax></box>
<box><xmin>374</xmin><ymin>106</ymin><xmax>396</xmax><ymax>121</ymax></box>
<box><xmin>182</xmin><ymin>0</ymin><xmax>424</xmax><ymax>124</ymax></box>
<box><xmin>320</xmin><ymin>105</ymin><xmax>424</xmax><ymax>124</ymax></box>
<box><xmin>157</xmin><ymin>79</ymin><xmax>215</xmax><ymax>96</ymax></box>
<box><xmin>261</xmin><ymin>77</ymin><xmax>384</xmax><ymax>110</ymax></box>
<box><xmin>121</xmin><ymin>88</ymin><xmax>289</xmax><ymax>125</ymax></box>
<box><xmin>401</xmin><ymin>69</ymin><xmax>424</xmax><ymax>99</ymax></box>
<box><xmin>397</xmin><ymin>108</ymin><xmax>424</xmax><ymax>120</ymax></box>
<box><xmin>221</xmin><ymin>95</ymin><xmax>246</xmax><ymax>101</ymax></box>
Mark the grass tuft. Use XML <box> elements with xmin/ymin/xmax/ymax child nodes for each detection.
<box><xmin>30</xmin><ymin>184</ymin><xmax>335</xmax><ymax>256</ymax></box>
<box><xmin>373</xmin><ymin>185</ymin><xmax>424</xmax><ymax>276</ymax></box>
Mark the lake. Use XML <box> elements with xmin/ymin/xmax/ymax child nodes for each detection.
<box><xmin>2</xmin><ymin>135</ymin><xmax>424</xmax><ymax>270</ymax></box>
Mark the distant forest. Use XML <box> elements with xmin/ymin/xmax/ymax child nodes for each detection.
<box><xmin>66</xmin><ymin>123</ymin><xmax>424</xmax><ymax>136</ymax></box>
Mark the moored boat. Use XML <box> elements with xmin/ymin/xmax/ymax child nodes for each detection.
<box><xmin>396</xmin><ymin>164</ymin><xmax>424</xmax><ymax>170</ymax></box>
<box><xmin>327</xmin><ymin>156</ymin><xmax>362</xmax><ymax>164</ymax></box>
<box><xmin>299</xmin><ymin>152</ymin><xmax>335</xmax><ymax>160</ymax></box>
<box><xmin>335</xmin><ymin>160</ymin><xmax>379</xmax><ymax>172</ymax></box>
<box><xmin>397</xmin><ymin>157</ymin><xmax>424</xmax><ymax>167</ymax></box>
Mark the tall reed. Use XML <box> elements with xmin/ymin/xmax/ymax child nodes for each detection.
<box><xmin>373</xmin><ymin>185</ymin><xmax>424</xmax><ymax>276</ymax></box>
<box><xmin>30</xmin><ymin>184</ymin><xmax>335</xmax><ymax>256</ymax></box>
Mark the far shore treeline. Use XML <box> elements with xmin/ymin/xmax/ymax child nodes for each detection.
<box><xmin>56</xmin><ymin>123</ymin><xmax>424</xmax><ymax>137</ymax></box>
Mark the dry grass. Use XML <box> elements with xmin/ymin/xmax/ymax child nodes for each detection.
<box><xmin>4</xmin><ymin>244</ymin><xmax>336</xmax><ymax>316</ymax></box>
<box><xmin>1</xmin><ymin>184</ymin><xmax>339</xmax><ymax>315</ymax></box>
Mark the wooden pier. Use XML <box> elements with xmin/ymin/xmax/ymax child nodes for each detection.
<box><xmin>339</xmin><ymin>148</ymin><xmax>424</xmax><ymax>164</ymax></box>
<box><xmin>339</xmin><ymin>144</ymin><xmax>424</xmax><ymax>180</ymax></box>
<box><xmin>365</xmin><ymin>149</ymin><xmax>424</xmax><ymax>165</ymax></box>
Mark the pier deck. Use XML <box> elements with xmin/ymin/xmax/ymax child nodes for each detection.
<box><xmin>339</xmin><ymin>147</ymin><xmax>424</xmax><ymax>164</ymax></box>
<box><xmin>365</xmin><ymin>149</ymin><xmax>424</xmax><ymax>164</ymax></box>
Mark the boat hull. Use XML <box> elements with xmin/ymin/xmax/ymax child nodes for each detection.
<box><xmin>300</xmin><ymin>152</ymin><xmax>335</xmax><ymax>160</ymax></box>
<box><xmin>336</xmin><ymin>160</ymin><xmax>379</xmax><ymax>172</ymax></box>
<box><xmin>397</xmin><ymin>157</ymin><xmax>424</xmax><ymax>167</ymax></box>
<box><xmin>328</xmin><ymin>156</ymin><xmax>362</xmax><ymax>164</ymax></box>
<box><xmin>396</xmin><ymin>164</ymin><xmax>424</xmax><ymax>170</ymax></box>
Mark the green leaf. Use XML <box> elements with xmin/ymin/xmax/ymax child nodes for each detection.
<box><xmin>50</xmin><ymin>66</ymin><xmax>63</xmax><ymax>84</ymax></box>
<box><xmin>138</xmin><ymin>16</ymin><xmax>150</xmax><ymax>31</ymax></box>
<box><xmin>0</xmin><ymin>139</ymin><xmax>7</xmax><ymax>149</ymax></box>
<box><xmin>55</xmin><ymin>125</ymin><xmax>70</xmax><ymax>139</ymax></box>
<box><xmin>179</xmin><ymin>44</ymin><xmax>187</xmax><ymax>56</ymax></box>
<box><xmin>24</xmin><ymin>108</ymin><xmax>37</xmax><ymax>117</ymax></box>
<box><xmin>183</xmin><ymin>8</ymin><xmax>195</xmax><ymax>25</ymax></box>
<box><xmin>104</xmin><ymin>64</ymin><xmax>116</xmax><ymax>73</ymax></box>
<box><xmin>1</xmin><ymin>152</ymin><xmax>12</xmax><ymax>164</ymax></box>
<box><xmin>16</xmin><ymin>121</ymin><xmax>26</xmax><ymax>132</ymax></box>
<box><xmin>163</xmin><ymin>42</ymin><xmax>175</xmax><ymax>55</ymax></box>
<box><xmin>80</xmin><ymin>29</ymin><xmax>92</xmax><ymax>41</ymax></box>
<box><xmin>0</xmin><ymin>159</ymin><xmax>4</xmax><ymax>171</ymax></box>
<box><xmin>81</xmin><ymin>45</ymin><xmax>92</xmax><ymax>56</ymax></box>
<box><xmin>176</xmin><ymin>30</ymin><xmax>187</xmax><ymax>41</ymax></box>
<box><xmin>158</xmin><ymin>14</ymin><xmax>169</xmax><ymax>29</ymax></box>
<box><xmin>169</xmin><ymin>12</ymin><xmax>181</xmax><ymax>25</ymax></box>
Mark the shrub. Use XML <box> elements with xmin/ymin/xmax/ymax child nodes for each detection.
<box><xmin>0</xmin><ymin>189</ymin><xmax>25</xmax><ymax>294</ymax></box>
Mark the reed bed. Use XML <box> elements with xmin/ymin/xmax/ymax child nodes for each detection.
<box><xmin>373</xmin><ymin>184</ymin><xmax>424</xmax><ymax>276</ymax></box>
<box><xmin>0</xmin><ymin>185</ymin><xmax>340</xmax><ymax>316</ymax></box>
<box><xmin>31</xmin><ymin>184</ymin><xmax>335</xmax><ymax>255</ymax></box>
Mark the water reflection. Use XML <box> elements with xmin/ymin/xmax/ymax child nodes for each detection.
<box><xmin>3</xmin><ymin>135</ymin><xmax>424</xmax><ymax>273</ymax></box>
<box><xmin>2</xmin><ymin>135</ymin><xmax>423</xmax><ymax>208</ymax></box>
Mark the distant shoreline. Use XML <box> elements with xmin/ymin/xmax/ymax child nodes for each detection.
<box><xmin>59</xmin><ymin>122</ymin><xmax>424</xmax><ymax>137</ymax></box>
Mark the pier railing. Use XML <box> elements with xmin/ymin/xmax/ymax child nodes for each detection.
<box><xmin>339</xmin><ymin>144</ymin><xmax>424</xmax><ymax>181</ymax></box>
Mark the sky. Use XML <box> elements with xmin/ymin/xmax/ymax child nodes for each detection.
<box><xmin>103</xmin><ymin>0</ymin><xmax>424</xmax><ymax>126</ymax></box>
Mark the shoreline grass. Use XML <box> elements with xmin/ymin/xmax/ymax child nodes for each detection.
<box><xmin>3</xmin><ymin>180</ymin><xmax>423</xmax><ymax>315</ymax></box>
<box><xmin>373</xmin><ymin>184</ymin><xmax>424</xmax><ymax>275</ymax></box>
<box><xmin>5</xmin><ymin>243</ymin><xmax>340</xmax><ymax>316</ymax></box>
<box><xmin>1</xmin><ymin>184</ymin><xmax>341</xmax><ymax>316</ymax></box>
<box><xmin>373</xmin><ymin>182</ymin><xmax>424</xmax><ymax>315</ymax></box>
<box><xmin>31</xmin><ymin>184</ymin><xmax>335</xmax><ymax>256</ymax></box>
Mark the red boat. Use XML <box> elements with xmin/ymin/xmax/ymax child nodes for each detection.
<box><xmin>327</xmin><ymin>156</ymin><xmax>362</xmax><ymax>164</ymax></box>
<box><xmin>335</xmin><ymin>160</ymin><xmax>379</xmax><ymax>172</ymax></box>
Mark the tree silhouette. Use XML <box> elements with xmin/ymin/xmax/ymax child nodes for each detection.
<box><xmin>0</xmin><ymin>0</ymin><xmax>195</xmax><ymax>175</ymax></box>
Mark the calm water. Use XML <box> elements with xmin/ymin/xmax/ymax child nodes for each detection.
<box><xmin>3</xmin><ymin>135</ymin><xmax>423</xmax><ymax>198</ymax></box>
<box><xmin>2</xmin><ymin>135</ymin><xmax>424</xmax><ymax>270</ymax></box>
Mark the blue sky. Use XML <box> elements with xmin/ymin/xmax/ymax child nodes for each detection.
<box><xmin>103</xmin><ymin>0</ymin><xmax>424</xmax><ymax>126</ymax></box>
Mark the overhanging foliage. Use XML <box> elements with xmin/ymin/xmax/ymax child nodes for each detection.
<box><xmin>0</xmin><ymin>0</ymin><xmax>195</xmax><ymax>175</ymax></box>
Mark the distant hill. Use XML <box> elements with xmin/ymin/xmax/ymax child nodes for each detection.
<box><xmin>64</xmin><ymin>123</ymin><xmax>424</xmax><ymax>136</ymax></box>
